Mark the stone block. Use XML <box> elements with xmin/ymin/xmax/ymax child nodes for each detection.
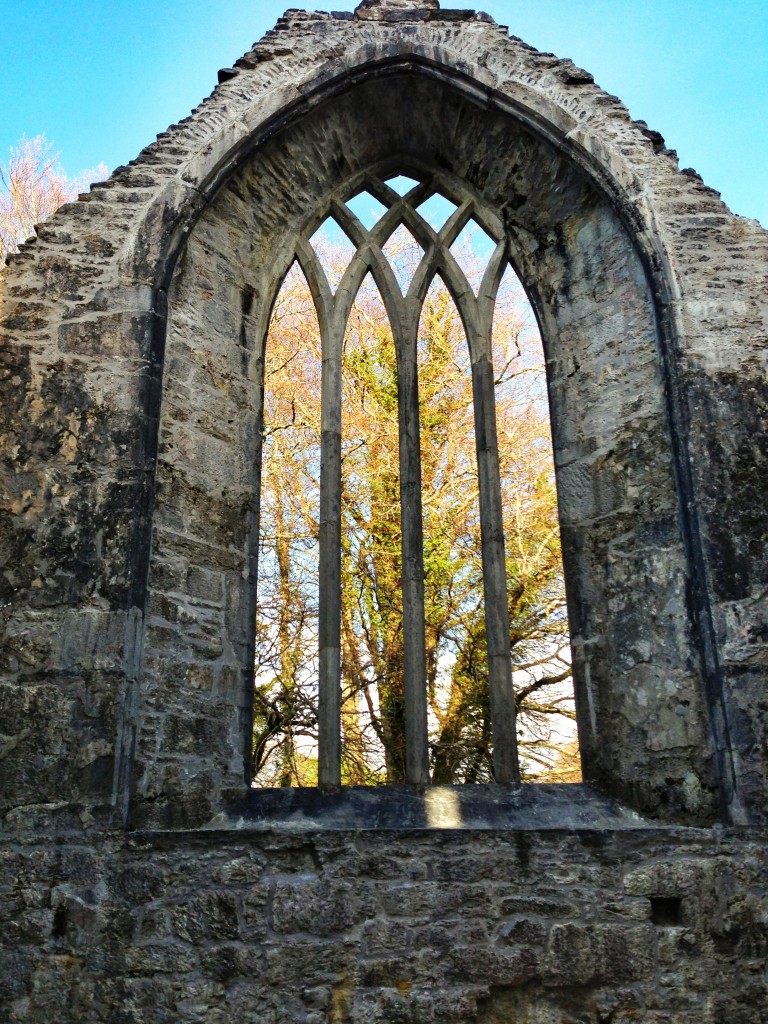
<box><xmin>169</xmin><ymin>890</ymin><xmax>241</xmax><ymax>943</ymax></box>
<box><xmin>272</xmin><ymin>878</ymin><xmax>370</xmax><ymax>937</ymax></box>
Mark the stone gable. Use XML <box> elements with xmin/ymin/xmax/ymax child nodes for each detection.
<box><xmin>1</xmin><ymin>2</ymin><xmax>766</xmax><ymax>1020</ymax></box>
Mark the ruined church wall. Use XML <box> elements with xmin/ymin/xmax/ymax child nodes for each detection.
<box><xmin>0</xmin><ymin>6</ymin><xmax>767</xmax><ymax>1020</ymax></box>
<box><xmin>1</xmin><ymin>6</ymin><xmax>766</xmax><ymax>828</ymax></box>
<box><xmin>1</xmin><ymin>825</ymin><xmax>767</xmax><ymax>1023</ymax></box>
<box><xmin>134</xmin><ymin>69</ymin><xmax>717</xmax><ymax>828</ymax></box>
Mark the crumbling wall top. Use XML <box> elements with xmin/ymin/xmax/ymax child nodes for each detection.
<box><xmin>356</xmin><ymin>0</ymin><xmax>441</xmax><ymax>16</ymax></box>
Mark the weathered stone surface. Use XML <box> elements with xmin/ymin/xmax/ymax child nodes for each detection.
<box><xmin>0</xmin><ymin>829</ymin><xmax>765</xmax><ymax>1022</ymax></box>
<box><xmin>1</xmin><ymin>2</ymin><xmax>767</xmax><ymax>1020</ymax></box>
<box><xmin>0</xmin><ymin>3</ymin><xmax>764</xmax><ymax>827</ymax></box>
<box><xmin>356</xmin><ymin>0</ymin><xmax>440</xmax><ymax>20</ymax></box>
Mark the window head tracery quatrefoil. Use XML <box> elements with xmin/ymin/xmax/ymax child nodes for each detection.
<box><xmin>253</xmin><ymin>171</ymin><xmax>576</xmax><ymax>791</ymax></box>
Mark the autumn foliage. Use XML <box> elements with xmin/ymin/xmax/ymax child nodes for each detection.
<box><xmin>0</xmin><ymin>134</ymin><xmax>107</xmax><ymax>266</ymax></box>
<box><xmin>253</xmin><ymin>240</ymin><xmax>579</xmax><ymax>786</ymax></box>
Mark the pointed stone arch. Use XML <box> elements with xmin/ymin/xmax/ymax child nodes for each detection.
<box><xmin>130</xmin><ymin>68</ymin><xmax>735</xmax><ymax>827</ymax></box>
<box><xmin>1</xmin><ymin>4</ymin><xmax>766</xmax><ymax>832</ymax></box>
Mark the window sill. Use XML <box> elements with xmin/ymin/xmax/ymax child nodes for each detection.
<box><xmin>204</xmin><ymin>783</ymin><xmax>652</xmax><ymax>831</ymax></box>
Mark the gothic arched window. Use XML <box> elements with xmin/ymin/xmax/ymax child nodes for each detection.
<box><xmin>252</xmin><ymin>172</ymin><xmax>574</xmax><ymax>789</ymax></box>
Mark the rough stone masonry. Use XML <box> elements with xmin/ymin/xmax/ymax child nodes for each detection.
<box><xmin>0</xmin><ymin>0</ymin><xmax>767</xmax><ymax>1020</ymax></box>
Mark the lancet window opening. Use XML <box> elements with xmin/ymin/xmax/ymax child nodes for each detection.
<box><xmin>255</xmin><ymin>172</ymin><xmax>568</xmax><ymax>788</ymax></box>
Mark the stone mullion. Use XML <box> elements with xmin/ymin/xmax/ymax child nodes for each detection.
<box><xmin>317</xmin><ymin>313</ymin><xmax>344</xmax><ymax>788</ymax></box>
<box><xmin>296</xmin><ymin>240</ymin><xmax>343</xmax><ymax>788</ymax></box>
<box><xmin>467</xmin><ymin>294</ymin><xmax>521</xmax><ymax>787</ymax></box>
<box><xmin>396</xmin><ymin>308</ymin><xmax>431</xmax><ymax>786</ymax></box>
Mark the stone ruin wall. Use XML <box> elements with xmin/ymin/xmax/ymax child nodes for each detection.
<box><xmin>0</xmin><ymin>2</ymin><xmax>767</xmax><ymax>1021</ymax></box>
<box><xmin>1</xmin><ymin>827</ymin><xmax>766</xmax><ymax>1023</ymax></box>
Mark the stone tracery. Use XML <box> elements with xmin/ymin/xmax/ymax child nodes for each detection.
<box><xmin>275</xmin><ymin>171</ymin><xmax>523</xmax><ymax>786</ymax></box>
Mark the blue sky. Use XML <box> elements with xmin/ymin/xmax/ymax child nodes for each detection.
<box><xmin>1</xmin><ymin>1</ymin><xmax>766</xmax><ymax>226</ymax></box>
